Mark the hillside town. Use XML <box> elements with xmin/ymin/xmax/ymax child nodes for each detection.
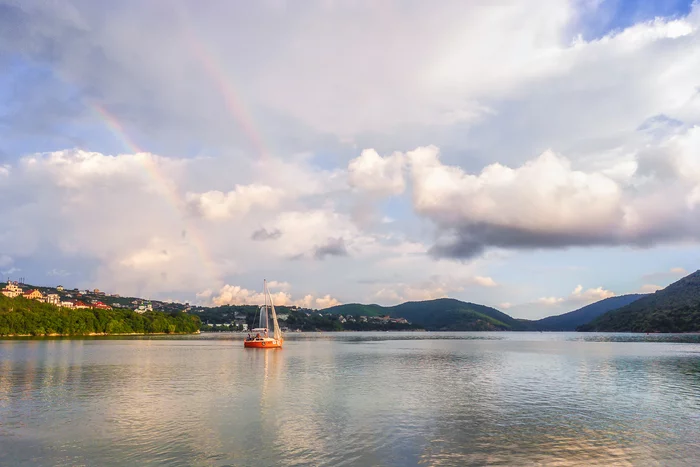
<box><xmin>0</xmin><ymin>280</ymin><xmax>186</xmax><ymax>314</ymax></box>
<box><xmin>2</xmin><ymin>279</ymin><xmax>416</xmax><ymax>332</ymax></box>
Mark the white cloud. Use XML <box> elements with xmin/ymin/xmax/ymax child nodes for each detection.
<box><xmin>638</xmin><ymin>284</ymin><xmax>663</xmax><ymax>294</ymax></box>
<box><xmin>0</xmin><ymin>149</ymin><xmax>347</xmax><ymax>298</ymax></box>
<box><xmin>472</xmin><ymin>276</ymin><xmax>497</xmax><ymax>287</ymax></box>
<box><xmin>266</xmin><ymin>280</ymin><xmax>291</xmax><ymax>291</ymax></box>
<box><xmin>536</xmin><ymin>284</ymin><xmax>615</xmax><ymax>307</ymax></box>
<box><xmin>688</xmin><ymin>186</ymin><xmax>700</xmax><ymax>209</ymax></box>
<box><xmin>3</xmin><ymin>1</ymin><xmax>700</xmax><ymax>312</ymax></box>
<box><xmin>295</xmin><ymin>294</ymin><xmax>342</xmax><ymax>309</ymax></box>
<box><xmin>537</xmin><ymin>296</ymin><xmax>565</xmax><ymax>306</ymax></box>
<box><xmin>569</xmin><ymin>284</ymin><xmax>615</xmax><ymax>302</ymax></box>
<box><xmin>347</xmin><ymin>149</ymin><xmax>405</xmax><ymax>197</ymax></box>
<box><xmin>207</xmin><ymin>284</ymin><xmax>341</xmax><ymax>309</ymax></box>
<box><xmin>670</xmin><ymin>267</ymin><xmax>687</xmax><ymax>275</ymax></box>
<box><xmin>185</xmin><ymin>184</ymin><xmax>283</xmax><ymax>220</ymax></box>
<box><xmin>403</xmin><ymin>130</ymin><xmax>700</xmax><ymax>258</ymax></box>
<box><xmin>499</xmin><ymin>302</ymin><xmax>513</xmax><ymax>309</ymax></box>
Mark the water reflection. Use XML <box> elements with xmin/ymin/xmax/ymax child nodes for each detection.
<box><xmin>1</xmin><ymin>333</ymin><xmax>699</xmax><ymax>466</ymax></box>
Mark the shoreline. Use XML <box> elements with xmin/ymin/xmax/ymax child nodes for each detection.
<box><xmin>1</xmin><ymin>330</ymin><xmax>201</xmax><ymax>338</ymax></box>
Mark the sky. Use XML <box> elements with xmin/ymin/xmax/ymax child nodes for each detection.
<box><xmin>1</xmin><ymin>0</ymin><xmax>700</xmax><ymax>319</ymax></box>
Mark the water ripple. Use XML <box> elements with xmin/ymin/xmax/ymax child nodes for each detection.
<box><xmin>1</xmin><ymin>333</ymin><xmax>699</xmax><ymax>466</ymax></box>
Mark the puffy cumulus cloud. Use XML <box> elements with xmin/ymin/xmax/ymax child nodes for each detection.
<box><xmin>265</xmin><ymin>209</ymin><xmax>377</xmax><ymax>260</ymax></box>
<box><xmin>403</xmin><ymin>131</ymin><xmax>700</xmax><ymax>259</ymax></box>
<box><xmin>207</xmin><ymin>284</ymin><xmax>341</xmax><ymax>309</ymax></box>
<box><xmin>14</xmin><ymin>149</ymin><xmax>186</xmax><ymax>197</ymax></box>
<box><xmin>266</xmin><ymin>280</ymin><xmax>291</xmax><ymax>291</ymax></box>
<box><xmin>0</xmin><ymin>148</ymin><xmax>354</xmax><ymax>299</ymax></box>
<box><xmin>537</xmin><ymin>296</ymin><xmax>565</xmax><ymax>306</ymax></box>
<box><xmin>295</xmin><ymin>294</ymin><xmax>342</xmax><ymax>309</ymax></box>
<box><xmin>185</xmin><ymin>184</ymin><xmax>282</xmax><ymax>220</ymax></box>
<box><xmin>209</xmin><ymin>285</ymin><xmax>291</xmax><ymax>307</ymax></box>
<box><xmin>347</xmin><ymin>149</ymin><xmax>405</xmax><ymax>197</ymax></box>
<box><xmin>409</xmin><ymin>146</ymin><xmax>623</xmax><ymax>257</ymax></box>
<box><xmin>569</xmin><ymin>284</ymin><xmax>615</xmax><ymax>302</ymax></box>
<box><xmin>5</xmin><ymin>1</ymin><xmax>700</xmax><ymax>312</ymax></box>
<box><xmin>472</xmin><ymin>276</ymin><xmax>497</xmax><ymax>287</ymax></box>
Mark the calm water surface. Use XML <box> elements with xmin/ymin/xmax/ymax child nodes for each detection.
<box><xmin>1</xmin><ymin>332</ymin><xmax>699</xmax><ymax>466</ymax></box>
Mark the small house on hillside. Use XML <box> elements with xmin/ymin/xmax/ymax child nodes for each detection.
<box><xmin>56</xmin><ymin>285</ymin><xmax>64</xmax><ymax>291</ymax></box>
<box><xmin>23</xmin><ymin>289</ymin><xmax>44</xmax><ymax>300</ymax></box>
<box><xmin>46</xmin><ymin>294</ymin><xmax>61</xmax><ymax>306</ymax></box>
<box><xmin>1</xmin><ymin>282</ymin><xmax>22</xmax><ymax>298</ymax></box>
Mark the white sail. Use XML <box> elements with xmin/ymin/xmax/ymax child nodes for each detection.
<box><xmin>268</xmin><ymin>287</ymin><xmax>282</xmax><ymax>341</ymax></box>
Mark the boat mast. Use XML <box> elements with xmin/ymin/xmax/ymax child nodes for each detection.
<box><xmin>259</xmin><ymin>279</ymin><xmax>269</xmax><ymax>330</ymax></box>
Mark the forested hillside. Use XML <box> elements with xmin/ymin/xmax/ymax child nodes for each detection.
<box><xmin>0</xmin><ymin>295</ymin><xmax>200</xmax><ymax>336</ymax></box>
<box><xmin>579</xmin><ymin>271</ymin><xmax>700</xmax><ymax>332</ymax></box>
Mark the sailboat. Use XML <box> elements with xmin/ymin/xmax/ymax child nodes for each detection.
<box><xmin>244</xmin><ymin>280</ymin><xmax>284</xmax><ymax>349</ymax></box>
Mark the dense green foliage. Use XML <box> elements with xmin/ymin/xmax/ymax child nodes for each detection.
<box><xmin>528</xmin><ymin>294</ymin><xmax>646</xmax><ymax>331</ymax></box>
<box><xmin>320</xmin><ymin>303</ymin><xmax>386</xmax><ymax>317</ymax></box>
<box><xmin>0</xmin><ymin>295</ymin><xmax>200</xmax><ymax>336</ymax></box>
<box><xmin>579</xmin><ymin>271</ymin><xmax>700</xmax><ymax>332</ymax></box>
<box><xmin>195</xmin><ymin>305</ymin><xmax>421</xmax><ymax>332</ymax></box>
<box><xmin>326</xmin><ymin>298</ymin><xmax>525</xmax><ymax>331</ymax></box>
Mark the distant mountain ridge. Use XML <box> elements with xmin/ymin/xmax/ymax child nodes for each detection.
<box><xmin>578</xmin><ymin>270</ymin><xmax>700</xmax><ymax>332</ymax></box>
<box><xmin>529</xmin><ymin>294</ymin><xmax>646</xmax><ymax>331</ymax></box>
<box><xmin>326</xmin><ymin>298</ymin><xmax>528</xmax><ymax>331</ymax></box>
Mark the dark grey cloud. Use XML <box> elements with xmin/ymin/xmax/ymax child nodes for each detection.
<box><xmin>313</xmin><ymin>237</ymin><xmax>348</xmax><ymax>260</ymax></box>
<box><xmin>428</xmin><ymin>212</ymin><xmax>700</xmax><ymax>261</ymax></box>
<box><xmin>428</xmin><ymin>224</ymin><xmax>610</xmax><ymax>260</ymax></box>
<box><xmin>251</xmin><ymin>228</ymin><xmax>282</xmax><ymax>241</ymax></box>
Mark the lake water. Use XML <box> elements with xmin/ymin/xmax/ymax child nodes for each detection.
<box><xmin>1</xmin><ymin>332</ymin><xmax>699</xmax><ymax>466</ymax></box>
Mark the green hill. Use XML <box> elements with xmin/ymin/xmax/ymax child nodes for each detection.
<box><xmin>320</xmin><ymin>303</ymin><xmax>386</xmax><ymax>317</ymax></box>
<box><xmin>326</xmin><ymin>298</ymin><xmax>526</xmax><ymax>331</ymax></box>
<box><xmin>0</xmin><ymin>294</ymin><xmax>200</xmax><ymax>336</ymax></box>
<box><xmin>530</xmin><ymin>294</ymin><xmax>646</xmax><ymax>331</ymax></box>
<box><xmin>578</xmin><ymin>270</ymin><xmax>700</xmax><ymax>332</ymax></box>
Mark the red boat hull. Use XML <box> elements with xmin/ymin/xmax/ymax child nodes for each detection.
<box><xmin>244</xmin><ymin>339</ymin><xmax>283</xmax><ymax>349</ymax></box>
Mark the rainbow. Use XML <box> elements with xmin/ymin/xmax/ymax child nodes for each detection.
<box><xmin>181</xmin><ymin>18</ymin><xmax>271</xmax><ymax>162</ymax></box>
<box><xmin>89</xmin><ymin>103</ymin><xmax>222</xmax><ymax>288</ymax></box>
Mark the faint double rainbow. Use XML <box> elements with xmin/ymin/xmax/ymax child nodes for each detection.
<box><xmin>90</xmin><ymin>103</ymin><xmax>221</xmax><ymax>288</ymax></box>
<box><xmin>89</xmin><ymin>24</ymin><xmax>273</xmax><ymax>292</ymax></box>
<box><xmin>181</xmin><ymin>14</ymin><xmax>270</xmax><ymax>162</ymax></box>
